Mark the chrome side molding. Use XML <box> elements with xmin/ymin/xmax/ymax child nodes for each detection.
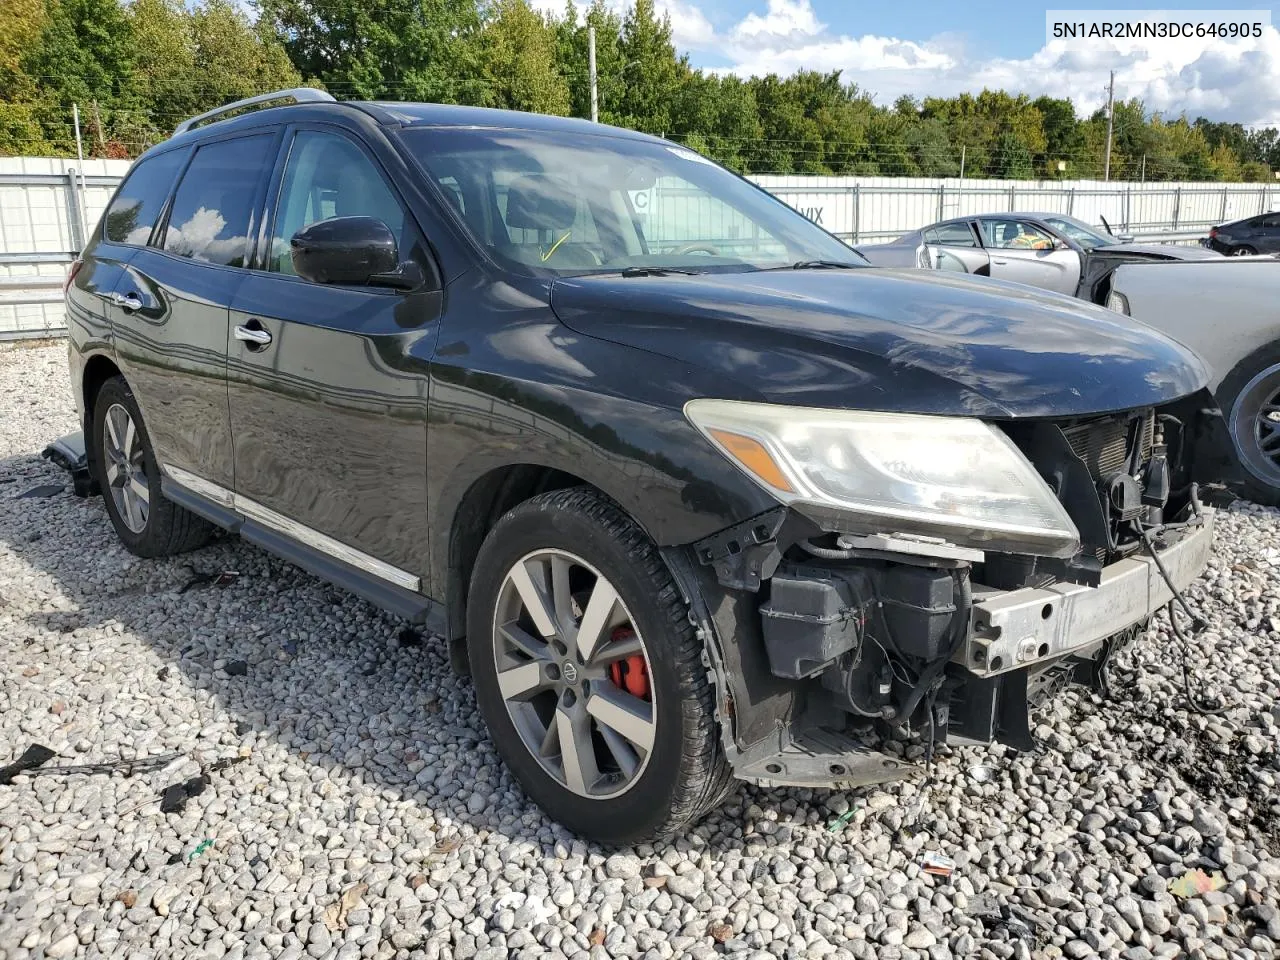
<box><xmin>160</xmin><ymin>463</ymin><xmax>421</xmax><ymax>592</ymax></box>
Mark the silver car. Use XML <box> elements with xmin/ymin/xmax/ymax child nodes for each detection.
<box><xmin>1107</xmin><ymin>257</ymin><xmax>1280</xmax><ymax>505</ymax></box>
<box><xmin>859</xmin><ymin>212</ymin><xmax>1220</xmax><ymax>303</ymax></box>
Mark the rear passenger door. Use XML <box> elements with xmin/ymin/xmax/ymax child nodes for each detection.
<box><xmin>68</xmin><ymin>148</ymin><xmax>188</xmax><ymax>370</ymax></box>
<box><xmin>116</xmin><ymin>130</ymin><xmax>278</xmax><ymax>494</ymax></box>
<box><xmin>922</xmin><ymin>221</ymin><xmax>989</xmax><ymax>274</ymax></box>
<box><xmin>226</xmin><ymin>126</ymin><xmax>441</xmax><ymax>585</ymax></box>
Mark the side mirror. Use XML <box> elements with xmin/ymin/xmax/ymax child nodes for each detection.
<box><xmin>291</xmin><ymin>216</ymin><xmax>411</xmax><ymax>287</ymax></box>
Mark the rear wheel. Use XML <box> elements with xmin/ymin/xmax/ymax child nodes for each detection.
<box><xmin>1229</xmin><ymin>245</ymin><xmax>1257</xmax><ymax>256</ymax></box>
<box><xmin>1219</xmin><ymin>344</ymin><xmax>1280</xmax><ymax>507</ymax></box>
<box><xmin>466</xmin><ymin>488</ymin><xmax>731</xmax><ymax>844</ymax></box>
<box><xmin>91</xmin><ymin>376</ymin><xmax>213</xmax><ymax>557</ymax></box>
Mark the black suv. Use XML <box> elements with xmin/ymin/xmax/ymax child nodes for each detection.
<box><xmin>1207</xmin><ymin>212</ymin><xmax>1280</xmax><ymax>256</ymax></box>
<box><xmin>66</xmin><ymin>89</ymin><xmax>1230</xmax><ymax>844</ymax></box>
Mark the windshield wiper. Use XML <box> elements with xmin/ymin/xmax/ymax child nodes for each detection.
<box><xmin>790</xmin><ymin>259</ymin><xmax>861</xmax><ymax>270</ymax></box>
<box><xmin>619</xmin><ymin>266</ymin><xmax>702</xmax><ymax>277</ymax></box>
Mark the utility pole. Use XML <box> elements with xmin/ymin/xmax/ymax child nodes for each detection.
<box><xmin>588</xmin><ymin>24</ymin><xmax>599</xmax><ymax>123</ymax></box>
<box><xmin>71</xmin><ymin>103</ymin><xmax>88</xmax><ymax>247</ymax></box>
<box><xmin>1140</xmin><ymin>153</ymin><xmax>1146</xmax><ymax>183</ymax></box>
<box><xmin>1103</xmin><ymin>70</ymin><xmax>1115</xmax><ymax>182</ymax></box>
<box><xmin>92</xmin><ymin>99</ymin><xmax>105</xmax><ymax>146</ymax></box>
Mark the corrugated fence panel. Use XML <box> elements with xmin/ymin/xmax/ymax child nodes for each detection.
<box><xmin>1</xmin><ymin>160</ymin><xmax>1277</xmax><ymax>338</ymax></box>
<box><xmin>0</xmin><ymin>158</ymin><xmax>131</xmax><ymax>339</ymax></box>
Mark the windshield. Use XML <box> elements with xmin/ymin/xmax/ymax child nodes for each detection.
<box><xmin>1041</xmin><ymin>215</ymin><xmax>1113</xmax><ymax>249</ymax></box>
<box><xmin>403</xmin><ymin>127</ymin><xmax>866</xmax><ymax>275</ymax></box>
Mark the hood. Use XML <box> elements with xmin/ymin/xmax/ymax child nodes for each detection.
<box><xmin>550</xmin><ymin>267</ymin><xmax>1209</xmax><ymax>418</ymax></box>
<box><xmin>1095</xmin><ymin>242</ymin><xmax>1221</xmax><ymax>260</ymax></box>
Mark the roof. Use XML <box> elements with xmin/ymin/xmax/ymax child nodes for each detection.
<box><xmin>352</xmin><ymin>101</ymin><xmax>660</xmax><ymax>143</ymax></box>
<box><xmin>160</xmin><ymin>96</ymin><xmax>665</xmax><ymax>154</ymax></box>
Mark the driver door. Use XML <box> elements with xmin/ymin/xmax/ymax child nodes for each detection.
<box><xmin>226</xmin><ymin>126</ymin><xmax>441</xmax><ymax>580</ymax></box>
<box><xmin>979</xmin><ymin>218</ymin><xmax>1081</xmax><ymax>295</ymax></box>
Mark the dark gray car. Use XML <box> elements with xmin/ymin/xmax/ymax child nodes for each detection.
<box><xmin>859</xmin><ymin>212</ymin><xmax>1219</xmax><ymax>303</ymax></box>
<box><xmin>1207</xmin><ymin>213</ymin><xmax>1280</xmax><ymax>256</ymax></box>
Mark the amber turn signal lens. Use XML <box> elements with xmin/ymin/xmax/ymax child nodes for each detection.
<box><xmin>707</xmin><ymin>428</ymin><xmax>796</xmax><ymax>494</ymax></box>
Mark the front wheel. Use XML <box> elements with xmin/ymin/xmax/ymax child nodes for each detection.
<box><xmin>466</xmin><ymin>488</ymin><xmax>731</xmax><ymax>844</ymax></box>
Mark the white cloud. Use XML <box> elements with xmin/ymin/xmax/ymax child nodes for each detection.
<box><xmin>729</xmin><ymin>0</ymin><xmax>823</xmax><ymax>49</ymax></box>
<box><xmin>661</xmin><ymin>0</ymin><xmax>716</xmax><ymax>49</ymax></box>
<box><xmin>715</xmin><ymin>1</ymin><xmax>1280</xmax><ymax>125</ymax></box>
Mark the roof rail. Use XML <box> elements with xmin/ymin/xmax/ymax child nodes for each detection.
<box><xmin>173</xmin><ymin>88</ymin><xmax>337</xmax><ymax>136</ymax></box>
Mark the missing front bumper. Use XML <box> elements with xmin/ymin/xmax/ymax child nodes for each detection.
<box><xmin>959</xmin><ymin>508</ymin><xmax>1215</xmax><ymax>677</ymax></box>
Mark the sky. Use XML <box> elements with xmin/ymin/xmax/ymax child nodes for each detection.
<box><xmin>542</xmin><ymin>1</ymin><xmax>1280</xmax><ymax>126</ymax></box>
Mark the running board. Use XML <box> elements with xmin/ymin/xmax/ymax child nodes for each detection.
<box><xmin>733</xmin><ymin>728</ymin><xmax>914</xmax><ymax>789</ymax></box>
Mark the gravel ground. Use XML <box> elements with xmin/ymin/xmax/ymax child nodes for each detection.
<box><xmin>2</xmin><ymin>341</ymin><xmax>1280</xmax><ymax>960</ymax></box>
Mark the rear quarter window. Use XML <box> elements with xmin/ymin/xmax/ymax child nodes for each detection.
<box><xmin>103</xmin><ymin>149</ymin><xmax>187</xmax><ymax>245</ymax></box>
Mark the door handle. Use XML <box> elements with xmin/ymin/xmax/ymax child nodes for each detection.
<box><xmin>110</xmin><ymin>291</ymin><xmax>143</xmax><ymax>311</ymax></box>
<box><xmin>992</xmin><ymin>258</ymin><xmax>1009</xmax><ymax>265</ymax></box>
<box><xmin>234</xmin><ymin>322</ymin><xmax>272</xmax><ymax>347</ymax></box>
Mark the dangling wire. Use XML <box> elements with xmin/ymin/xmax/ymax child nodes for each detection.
<box><xmin>1137</xmin><ymin>524</ymin><xmax>1231</xmax><ymax>716</ymax></box>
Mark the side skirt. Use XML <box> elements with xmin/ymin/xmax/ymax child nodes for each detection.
<box><xmin>160</xmin><ymin>474</ymin><xmax>444</xmax><ymax>630</ymax></box>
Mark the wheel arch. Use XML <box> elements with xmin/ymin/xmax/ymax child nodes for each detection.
<box><xmin>441</xmin><ymin>462</ymin><xmax>598</xmax><ymax>674</ymax></box>
<box><xmin>81</xmin><ymin>353</ymin><xmax>123</xmax><ymax>472</ymax></box>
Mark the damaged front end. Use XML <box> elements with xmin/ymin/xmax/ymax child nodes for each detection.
<box><xmin>669</xmin><ymin>392</ymin><xmax>1225</xmax><ymax>789</ymax></box>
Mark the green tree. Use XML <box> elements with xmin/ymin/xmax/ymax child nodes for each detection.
<box><xmin>117</xmin><ymin>0</ymin><xmax>196</xmax><ymax>148</ymax></box>
<box><xmin>617</xmin><ymin>0</ymin><xmax>684</xmax><ymax>135</ymax></box>
<box><xmin>21</xmin><ymin>0</ymin><xmax>135</xmax><ymax>152</ymax></box>
<box><xmin>552</xmin><ymin>0</ymin><xmax>624</xmax><ymax>122</ymax></box>
<box><xmin>906</xmin><ymin>118</ymin><xmax>957</xmax><ymax>177</ymax></box>
<box><xmin>479</xmin><ymin>0</ymin><xmax>569</xmax><ymax>115</ymax></box>
<box><xmin>259</xmin><ymin>0</ymin><xmax>481</xmax><ymax>102</ymax></box>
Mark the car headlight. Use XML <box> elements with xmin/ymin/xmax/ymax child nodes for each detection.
<box><xmin>685</xmin><ymin>399</ymin><xmax>1081</xmax><ymax>558</ymax></box>
<box><xmin>1105</xmin><ymin>290</ymin><xmax>1130</xmax><ymax>315</ymax></box>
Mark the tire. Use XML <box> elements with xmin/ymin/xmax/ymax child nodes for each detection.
<box><xmin>91</xmin><ymin>376</ymin><xmax>214</xmax><ymax>557</ymax></box>
<box><xmin>466</xmin><ymin>487</ymin><xmax>732</xmax><ymax>844</ymax></box>
<box><xmin>1229</xmin><ymin>245</ymin><xmax>1257</xmax><ymax>256</ymax></box>
<box><xmin>1218</xmin><ymin>343</ymin><xmax>1280</xmax><ymax>507</ymax></box>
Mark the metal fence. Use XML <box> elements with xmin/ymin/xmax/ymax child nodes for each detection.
<box><xmin>2</xmin><ymin>159</ymin><xmax>1277</xmax><ymax>341</ymax></box>
<box><xmin>752</xmin><ymin>175</ymin><xmax>1278</xmax><ymax>245</ymax></box>
<box><xmin>1</xmin><ymin>158</ymin><xmax>130</xmax><ymax>341</ymax></box>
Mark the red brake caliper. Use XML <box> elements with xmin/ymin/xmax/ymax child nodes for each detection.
<box><xmin>607</xmin><ymin>626</ymin><xmax>650</xmax><ymax>701</ymax></box>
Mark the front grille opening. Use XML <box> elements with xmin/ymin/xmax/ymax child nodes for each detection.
<box><xmin>1061</xmin><ymin>411</ymin><xmax>1154</xmax><ymax>480</ymax></box>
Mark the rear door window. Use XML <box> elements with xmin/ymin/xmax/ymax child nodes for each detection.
<box><xmin>923</xmin><ymin>222</ymin><xmax>977</xmax><ymax>247</ymax></box>
<box><xmin>162</xmin><ymin>134</ymin><xmax>275</xmax><ymax>267</ymax></box>
<box><xmin>103</xmin><ymin>149</ymin><xmax>186</xmax><ymax>246</ymax></box>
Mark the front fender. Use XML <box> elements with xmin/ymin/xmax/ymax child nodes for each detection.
<box><xmin>426</xmin><ymin>366</ymin><xmax>778</xmax><ymax>596</ymax></box>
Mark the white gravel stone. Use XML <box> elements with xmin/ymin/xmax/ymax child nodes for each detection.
<box><xmin>3</xmin><ymin>342</ymin><xmax>1280</xmax><ymax>959</ymax></box>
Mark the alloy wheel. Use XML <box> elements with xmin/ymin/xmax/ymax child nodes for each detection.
<box><xmin>103</xmin><ymin>402</ymin><xmax>150</xmax><ymax>533</ymax></box>
<box><xmin>1230</xmin><ymin>363</ymin><xmax>1280</xmax><ymax>488</ymax></box>
<box><xmin>491</xmin><ymin>549</ymin><xmax>656</xmax><ymax>800</ymax></box>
